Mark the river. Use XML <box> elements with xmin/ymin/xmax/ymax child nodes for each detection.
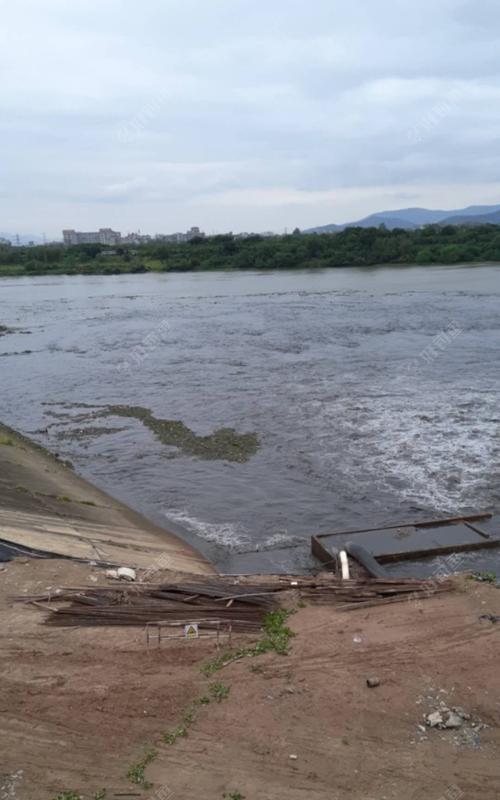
<box><xmin>1</xmin><ymin>265</ymin><xmax>499</xmax><ymax>574</ymax></box>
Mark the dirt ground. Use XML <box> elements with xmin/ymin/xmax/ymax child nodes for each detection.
<box><xmin>0</xmin><ymin>558</ymin><xmax>499</xmax><ymax>800</ymax></box>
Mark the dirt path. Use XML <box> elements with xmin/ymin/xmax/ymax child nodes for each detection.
<box><xmin>1</xmin><ymin>558</ymin><xmax>499</xmax><ymax>799</ymax></box>
<box><xmin>147</xmin><ymin>579</ymin><xmax>500</xmax><ymax>800</ymax></box>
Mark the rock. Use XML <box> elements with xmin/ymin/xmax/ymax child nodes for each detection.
<box><xmin>444</xmin><ymin>712</ymin><xmax>463</xmax><ymax>729</ymax></box>
<box><xmin>426</xmin><ymin>711</ymin><xmax>443</xmax><ymax>728</ymax></box>
<box><xmin>366</xmin><ymin>677</ymin><xmax>381</xmax><ymax>688</ymax></box>
<box><xmin>289</xmin><ymin>754</ymin><xmax>298</xmax><ymax>760</ymax></box>
<box><xmin>453</xmin><ymin>706</ymin><xmax>471</xmax><ymax>720</ymax></box>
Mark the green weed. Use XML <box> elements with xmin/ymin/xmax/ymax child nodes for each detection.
<box><xmin>469</xmin><ymin>572</ymin><xmax>497</xmax><ymax>584</ymax></box>
<box><xmin>196</xmin><ymin>694</ymin><xmax>211</xmax><ymax>705</ymax></box>
<box><xmin>201</xmin><ymin>610</ymin><xmax>295</xmax><ymax>676</ymax></box>
<box><xmin>51</xmin><ymin>793</ymin><xmax>81</xmax><ymax>800</ymax></box>
<box><xmin>127</xmin><ymin>747</ymin><xmax>157</xmax><ymax>788</ymax></box>
<box><xmin>209</xmin><ymin>682</ymin><xmax>230</xmax><ymax>702</ymax></box>
<box><xmin>163</xmin><ymin>724</ymin><xmax>188</xmax><ymax>745</ymax></box>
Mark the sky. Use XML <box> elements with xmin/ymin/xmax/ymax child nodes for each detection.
<box><xmin>1</xmin><ymin>0</ymin><xmax>500</xmax><ymax>239</ymax></box>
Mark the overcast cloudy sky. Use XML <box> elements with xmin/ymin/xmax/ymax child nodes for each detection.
<box><xmin>1</xmin><ymin>0</ymin><xmax>500</xmax><ymax>238</ymax></box>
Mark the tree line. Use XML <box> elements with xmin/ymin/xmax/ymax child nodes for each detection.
<box><xmin>2</xmin><ymin>224</ymin><xmax>500</xmax><ymax>276</ymax></box>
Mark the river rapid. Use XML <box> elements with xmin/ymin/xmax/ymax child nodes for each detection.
<box><xmin>1</xmin><ymin>265</ymin><xmax>499</xmax><ymax>574</ymax></box>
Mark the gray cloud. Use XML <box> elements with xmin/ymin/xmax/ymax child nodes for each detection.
<box><xmin>1</xmin><ymin>0</ymin><xmax>500</xmax><ymax>236</ymax></box>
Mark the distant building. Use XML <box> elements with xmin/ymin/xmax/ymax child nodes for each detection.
<box><xmin>63</xmin><ymin>226</ymin><xmax>205</xmax><ymax>246</ymax></box>
<box><xmin>121</xmin><ymin>232</ymin><xmax>152</xmax><ymax>245</ymax></box>
<box><xmin>63</xmin><ymin>228</ymin><xmax>122</xmax><ymax>246</ymax></box>
<box><xmin>155</xmin><ymin>226</ymin><xmax>205</xmax><ymax>243</ymax></box>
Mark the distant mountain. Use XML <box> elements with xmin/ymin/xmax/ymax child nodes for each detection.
<box><xmin>305</xmin><ymin>204</ymin><xmax>500</xmax><ymax>233</ymax></box>
<box><xmin>439</xmin><ymin>209</ymin><xmax>500</xmax><ymax>226</ymax></box>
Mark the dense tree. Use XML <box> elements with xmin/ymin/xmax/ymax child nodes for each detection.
<box><xmin>2</xmin><ymin>224</ymin><xmax>500</xmax><ymax>277</ymax></box>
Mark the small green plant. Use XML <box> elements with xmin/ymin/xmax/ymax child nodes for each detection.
<box><xmin>0</xmin><ymin>436</ymin><xmax>14</xmax><ymax>446</ymax></box>
<box><xmin>469</xmin><ymin>571</ymin><xmax>497</xmax><ymax>584</ymax></box>
<box><xmin>201</xmin><ymin>610</ymin><xmax>295</xmax><ymax>675</ymax></box>
<box><xmin>94</xmin><ymin>792</ymin><xmax>106</xmax><ymax>800</ymax></box>
<box><xmin>163</xmin><ymin>725</ymin><xmax>188</xmax><ymax>745</ymax></box>
<box><xmin>224</xmin><ymin>792</ymin><xmax>245</xmax><ymax>800</ymax></box>
<box><xmin>127</xmin><ymin>747</ymin><xmax>157</xmax><ymax>787</ymax></box>
<box><xmin>297</xmin><ymin>599</ymin><xmax>306</xmax><ymax>608</ymax></box>
<box><xmin>261</xmin><ymin>609</ymin><xmax>295</xmax><ymax>655</ymax></box>
<box><xmin>201</xmin><ymin>651</ymin><xmax>234</xmax><ymax>676</ymax></box>
<box><xmin>51</xmin><ymin>793</ymin><xmax>81</xmax><ymax>800</ymax></box>
<box><xmin>209</xmin><ymin>682</ymin><xmax>230</xmax><ymax>702</ymax></box>
<box><xmin>15</xmin><ymin>484</ymin><xmax>29</xmax><ymax>492</ymax></box>
<box><xmin>197</xmin><ymin>694</ymin><xmax>211</xmax><ymax>705</ymax></box>
<box><xmin>59</xmin><ymin>495</ymin><xmax>72</xmax><ymax>502</ymax></box>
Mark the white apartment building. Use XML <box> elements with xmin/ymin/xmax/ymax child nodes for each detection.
<box><xmin>62</xmin><ymin>228</ymin><xmax>122</xmax><ymax>246</ymax></box>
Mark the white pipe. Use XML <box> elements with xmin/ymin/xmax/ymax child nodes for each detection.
<box><xmin>339</xmin><ymin>550</ymin><xmax>350</xmax><ymax>580</ymax></box>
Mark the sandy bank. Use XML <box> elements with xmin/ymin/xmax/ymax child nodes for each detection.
<box><xmin>0</xmin><ymin>421</ymin><xmax>214</xmax><ymax>574</ymax></box>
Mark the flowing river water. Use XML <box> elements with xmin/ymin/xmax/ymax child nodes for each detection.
<box><xmin>1</xmin><ymin>265</ymin><xmax>499</xmax><ymax>575</ymax></box>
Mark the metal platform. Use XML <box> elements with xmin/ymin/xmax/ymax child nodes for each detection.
<box><xmin>311</xmin><ymin>513</ymin><xmax>500</xmax><ymax>568</ymax></box>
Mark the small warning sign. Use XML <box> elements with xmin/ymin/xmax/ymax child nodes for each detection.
<box><xmin>184</xmin><ymin>623</ymin><xmax>199</xmax><ymax>639</ymax></box>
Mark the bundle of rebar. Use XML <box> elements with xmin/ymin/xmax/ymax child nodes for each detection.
<box><xmin>17</xmin><ymin>574</ymin><xmax>456</xmax><ymax>627</ymax></box>
<box><xmin>300</xmin><ymin>576</ymin><xmax>456</xmax><ymax>609</ymax></box>
<box><xmin>20</xmin><ymin>578</ymin><xmax>283</xmax><ymax>629</ymax></box>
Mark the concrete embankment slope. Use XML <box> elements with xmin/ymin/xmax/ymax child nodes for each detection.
<box><xmin>0</xmin><ymin>422</ymin><xmax>214</xmax><ymax>574</ymax></box>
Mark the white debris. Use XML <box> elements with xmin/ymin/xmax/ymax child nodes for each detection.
<box><xmin>117</xmin><ymin>567</ymin><xmax>136</xmax><ymax>582</ymax></box>
<box><xmin>105</xmin><ymin>569</ymin><xmax>119</xmax><ymax>579</ymax></box>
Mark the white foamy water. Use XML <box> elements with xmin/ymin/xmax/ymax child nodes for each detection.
<box><xmin>1</xmin><ymin>265</ymin><xmax>499</xmax><ymax>573</ymax></box>
<box><xmin>162</xmin><ymin>508</ymin><xmax>252</xmax><ymax>550</ymax></box>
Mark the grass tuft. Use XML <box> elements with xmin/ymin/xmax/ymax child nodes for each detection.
<box><xmin>209</xmin><ymin>682</ymin><xmax>230</xmax><ymax>702</ymax></box>
<box><xmin>469</xmin><ymin>571</ymin><xmax>497</xmax><ymax>584</ymax></box>
<box><xmin>163</xmin><ymin>725</ymin><xmax>188</xmax><ymax>745</ymax></box>
<box><xmin>202</xmin><ymin>609</ymin><xmax>295</xmax><ymax>676</ymax></box>
<box><xmin>51</xmin><ymin>793</ymin><xmax>81</xmax><ymax>800</ymax></box>
<box><xmin>127</xmin><ymin>747</ymin><xmax>157</xmax><ymax>788</ymax></box>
